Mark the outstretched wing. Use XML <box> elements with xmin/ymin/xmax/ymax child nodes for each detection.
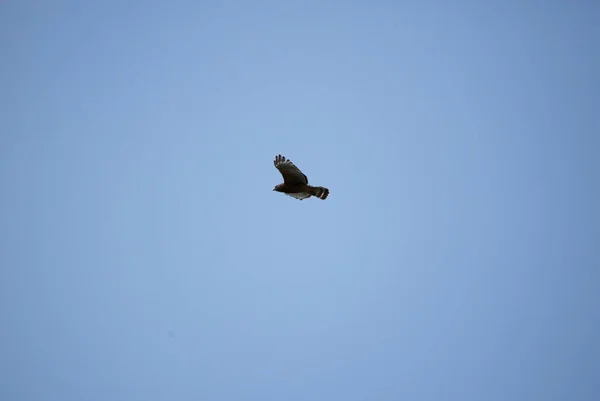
<box><xmin>274</xmin><ymin>154</ymin><xmax>308</xmax><ymax>185</ymax></box>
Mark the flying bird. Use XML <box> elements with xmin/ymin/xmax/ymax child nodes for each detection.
<box><xmin>273</xmin><ymin>154</ymin><xmax>330</xmax><ymax>200</ymax></box>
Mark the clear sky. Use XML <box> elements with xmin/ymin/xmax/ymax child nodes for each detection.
<box><xmin>1</xmin><ymin>1</ymin><xmax>599</xmax><ymax>400</ymax></box>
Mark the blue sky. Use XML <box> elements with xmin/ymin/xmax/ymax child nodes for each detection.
<box><xmin>1</xmin><ymin>1</ymin><xmax>599</xmax><ymax>400</ymax></box>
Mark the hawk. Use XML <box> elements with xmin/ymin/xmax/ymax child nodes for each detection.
<box><xmin>273</xmin><ymin>154</ymin><xmax>330</xmax><ymax>200</ymax></box>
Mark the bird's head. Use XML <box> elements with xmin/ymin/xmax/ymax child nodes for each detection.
<box><xmin>273</xmin><ymin>184</ymin><xmax>283</xmax><ymax>192</ymax></box>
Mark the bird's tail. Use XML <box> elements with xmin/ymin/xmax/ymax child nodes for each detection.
<box><xmin>309</xmin><ymin>186</ymin><xmax>330</xmax><ymax>200</ymax></box>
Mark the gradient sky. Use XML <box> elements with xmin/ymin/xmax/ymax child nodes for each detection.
<box><xmin>1</xmin><ymin>1</ymin><xmax>599</xmax><ymax>400</ymax></box>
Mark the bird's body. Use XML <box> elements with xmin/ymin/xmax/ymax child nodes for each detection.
<box><xmin>273</xmin><ymin>183</ymin><xmax>327</xmax><ymax>200</ymax></box>
<box><xmin>272</xmin><ymin>155</ymin><xmax>329</xmax><ymax>201</ymax></box>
